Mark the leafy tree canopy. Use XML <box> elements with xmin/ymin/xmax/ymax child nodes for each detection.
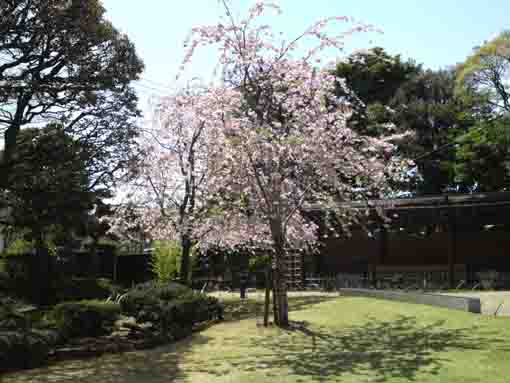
<box><xmin>0</xmin><ymin>0</ymin><xmax>144</xmax><ymax>189</ymax></box>
<box><xmin>456</xmin><ymin>31</ymin><xmax>510</xmax><ymax>115</ymax></box>
<box><xmin>454</xmin><ymin>117</ymin><xmax>510</xmax><ymax>192</ymax></box>
<box><xmin>4</xmin><ymin>124</ymin><xmax>100</xmax><ymax>244</ymax></box>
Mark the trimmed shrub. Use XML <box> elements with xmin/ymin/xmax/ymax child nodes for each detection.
<box><xmin>120</xmin><ymin>281</ymin><xmax>222</xmax><ymax>336</ymax></box>
<box><xmin>0</xmin><ymin>329</ymin><xmax>59</xmax><ymax>372</ymax></box>
<box><xmin>0</xmin><ymin>297</ymin><xmax>58</xmax><ymax>372</ymax></box>
<box><xmin>52</xmin><ymin>300</ymin><xmax>120</xmax><ymax>339</ymax></box>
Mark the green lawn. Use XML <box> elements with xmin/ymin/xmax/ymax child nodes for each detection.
<box><xmin>3</xmin><ymin>293</ymin><xmax>510</xmax><ymax>383</ymax></box>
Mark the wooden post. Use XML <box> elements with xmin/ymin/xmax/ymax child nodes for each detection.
<box><xmin>376</xmin><ymin>228</ymin><xmax>388</xmax><ymax>288</ymax></box>
<box><xmin>301</xmin><ymin>253</ymin><xmax>306</xmax><ymax>289</ymax></box>
<box><xmin>272</xmin><ymin>264</ymin><xmax>279</xmax><ymax>325</ymax></box>
<box><xmin>371</xmin><ymin>264</ymin><xmax>377</xmax><ymax>288</ymax></box>
<box><xmin>447</xmin><ymin>196</ymin><xmax>457</xmax><ymax>289</ymax></box>
<box><xmin>264</xmin><ymin>266</ymin><xmax>271</xmax><ymax>327</ymax></box>
<box><xmin>113</xmin><ymin>253</ymin><xmax>118</xmax><ymax>283</ymax></box>
<box><xmin>240</xmin><ymin>271</ymin><xmax>247</xmax><ymax>299</ymax></box>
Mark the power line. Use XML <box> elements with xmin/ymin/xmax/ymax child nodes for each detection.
<box><xmin>409</xmin><ymin>124</ymin><xmax>489</xmax><ymax>165</ymax></box>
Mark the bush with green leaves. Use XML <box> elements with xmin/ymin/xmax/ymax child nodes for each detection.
<box><xmin>0</xmin><ymin>296</ymin><xmax>59</xmax><ymax>372</ymax></box>
<box><xmin>52</xmin><ymin>300</ymin><xmax>120</xmax><ymax>339</ymax></box>
<box><xmin>120</xmin><ymin>281</ymin><xmax>222</xmax><ymax>337</ymax></box>
<box><xmin>2</xmin><ymin>237</ymin><xmax>57</xmax><ymax>257</ymax></box>
<box><xmin>151</xmin><ymin>241</ymin><xmax>198</xmax><ymax>283</ymax></box>
<box><xmin>0</xmin><ymin>329</ymin><xmax>59</xmax><ymax>372</ymax></box>
<box><xmin>151</xmin><ymin>241</ymin><xmax>181</xmax><ymax>283</ymax></box>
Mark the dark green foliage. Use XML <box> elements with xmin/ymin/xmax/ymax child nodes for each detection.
<box><xmin>335</xmin><ymin>47</ymin><xmax>420</xmax><ymax>106</ymax></box>
<box><xmin>334</xmin><ymin>47</ymin><xmax>479</xmax><ymax>194</ymax></box>
<box><xmin>0</xmin><ymin>329</ymin><xmax>58</xmax><ymax>372</ymax></box>
<box><xmin>0</xmin><ymin>295</ymin><xmax>59</xmax><ymax>372</ymax></box>
<box><xmin>0</xmin><ymin>271</ymin><xmax>8</xmax><ymax>292</ymax></box>
<box><xmin>120</xmin><ymin>282</ymin><xmax>222</xmax><ymax>335</ymax></box>
<box><xmin>335</xmin><ymin>47</ymin><xmax>421</xmax><ymax>136</ymax></box>
<box><xmin>5</xmin><ymin>125</ymin><xmax>96</xmax><ymax>243</ymax></box>
<box><xmin>454</xmin><ymin>118</ymin><xmax>510</xmax><ymax>191</ymax></box>
<box><xmin>0</xmin><ymin>0</ymin><xmax>144</xmax><ymax>178</ymax></box>
<box><xmin>391</xmin><ymin>69</ymin><xmax>473</xmax><ymax>194</ymax></box>
<box><xmin>52</xmin><ymin>300</ymin><xmax>120</xmax><ymax>339</ymax></box>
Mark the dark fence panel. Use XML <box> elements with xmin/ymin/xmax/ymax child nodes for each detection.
<box><xmin>115</xmin><ymin>253</ymin><xmax>153</xmax><ymax>286</ymax></box>
<box><xmin>2</xmin><ymin>249</ymin><xmax>154</xmax><ymax>295</ymax></box>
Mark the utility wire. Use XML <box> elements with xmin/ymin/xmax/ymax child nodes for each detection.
<box><xmin>409</xmin><ymin>123</ymin><xmax>489</xmax><ymax>165</ymax></box>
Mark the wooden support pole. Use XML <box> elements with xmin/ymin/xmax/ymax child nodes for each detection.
<box><xmin>264</xmin><ymin>266</ymin><xmax>271</xmax><ymax>327</ymax></box>
<box><xmin>447</xmin><ymin>197</ymin><xmax>457</xmax><ymax>289</ymax></box>
<box><xmin>372</xmin><ymin>228</ymin><xmax>387</xmax><ymax>288</ymax></box>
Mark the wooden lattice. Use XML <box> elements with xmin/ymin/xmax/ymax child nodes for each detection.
<box><xmin>284</xmin><ymin>252</ymin><xmax>303</xmax><ymax>291</ymax></box>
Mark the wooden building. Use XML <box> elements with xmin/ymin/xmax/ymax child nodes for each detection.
<box><xmin>306</xmin><ymin>192</ymin><xmax>510</xmax><ymax>289</ymax></box>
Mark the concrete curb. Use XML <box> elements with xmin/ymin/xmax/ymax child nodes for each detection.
<box><xmin>340</xmin><ymin>288</ymin><xmax>481</xmax><ymax>313</ymax></box>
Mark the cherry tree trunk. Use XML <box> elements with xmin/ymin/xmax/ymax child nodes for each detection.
<box><xmin>273</xmin><ymin>254</ymin><xmax>289</xmax><ymax>326</ymax></box>
<box><xmin>270</xmin><ymin>221</ymin><xmax>289</xmax><ymax>327</ymax></box>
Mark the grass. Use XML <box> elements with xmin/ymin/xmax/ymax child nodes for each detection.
<box><xmin>3</xmin><ymin>292</ymin><xmax>510</xmax><ymax>382</ymax></box>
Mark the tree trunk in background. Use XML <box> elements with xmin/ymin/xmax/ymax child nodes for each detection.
<box><xmin>180</xmin><ymin>234</ymin><xmax>192</xmax><ymax>285</ymax></box>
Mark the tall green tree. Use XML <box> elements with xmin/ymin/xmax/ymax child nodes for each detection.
<box><xmin>453</xmin><ymin>117</ymin><xmax>510</xmax><ymax>191</ymax></box>
<box><xmin>0</xmin><ymin>0</ymin><xmax>144</xmax><ymax>187</ymax></box>
<box><xmin>334</xmin><ymin>47</ymin><xmax>421</xmax><ymax>136</ymax></box>
<box><xmin>391</xmin><ymin>69</ymin><xmax>474</xmax><ymax>194</ymax></box>
<box><xmin>4</xmin><ymin>124</ymin><xmax>98</xmax><ymax>246</ymax></box>
<box><xmin>452</xmin><ymin>31</ymin><xmax>510</xmax><ymax>192</ymax></box>
<box><xmin>456</xmin><ymin>31</ymin><xmax>510</xmax><ymax>115</ymax></box>
<box><xmin>335</xmin><ymin>48</ymin><xmax>476</xmax><ymax>194</ymax></box>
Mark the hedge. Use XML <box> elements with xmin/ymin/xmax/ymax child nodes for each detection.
<box><xmin>120</xmin><ymin>281</ymin><xmax>222</xmax><ymax>337</ymax></box>
<box><xmin>52</xmin><ymin>300</ymin><xmax>121</xmax><ymax>339</ymax></box>
<box><xmin>0</xmin><ymin>329</ymin><xmax>59</xmax><ymax>372</ymax></box>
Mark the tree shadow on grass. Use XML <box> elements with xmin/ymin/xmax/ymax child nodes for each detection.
<box><xmin>222</xmin><ymin>294</ymin><xmax>339</xmax><ymax>322</ymax></box>
<box><xmin>1</xmin><ymin>335</ymin><xmax>211</xmax><ymax>383</ymax></box>
<box><xmin>238</xmin><ymin>316</ymin><xmax>510</xmax><ymax>382</ymax></box>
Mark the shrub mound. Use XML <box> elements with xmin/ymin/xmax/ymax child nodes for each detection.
<box><xmin>0</xmin><ymin>297</ymin><xmax>59</xmax><ymax>372</ymax></box>
<box><xmin>0</xmin><ymin>329</ymin><xmax>59</xmax><ymax>372</ymax></box>
<box><xmin>52</xmin><ymin>300</ymin><xmax>121</xmax><ymax>339</ymax></box>
<box><xmin>120</xmin><ymin>281</ymin><xmax>222</xmax><ymax>339</ymax></box>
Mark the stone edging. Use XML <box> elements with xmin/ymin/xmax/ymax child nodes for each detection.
<box><xmin>340</xmin><ymin>288</ymin><xmax>481</xmax><ymax>313</ymax></box>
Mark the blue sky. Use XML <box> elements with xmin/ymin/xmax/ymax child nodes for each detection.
<box><xmin>102</xmin><ymin>0</ymin><xmax>510</xmax><ymax>101</ymax></box>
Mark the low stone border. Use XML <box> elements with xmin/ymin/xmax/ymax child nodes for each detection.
<box><xmin>340</xmin><ymin>288</ymin><xmax>481</xmax><ymax>313</ymax></box>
